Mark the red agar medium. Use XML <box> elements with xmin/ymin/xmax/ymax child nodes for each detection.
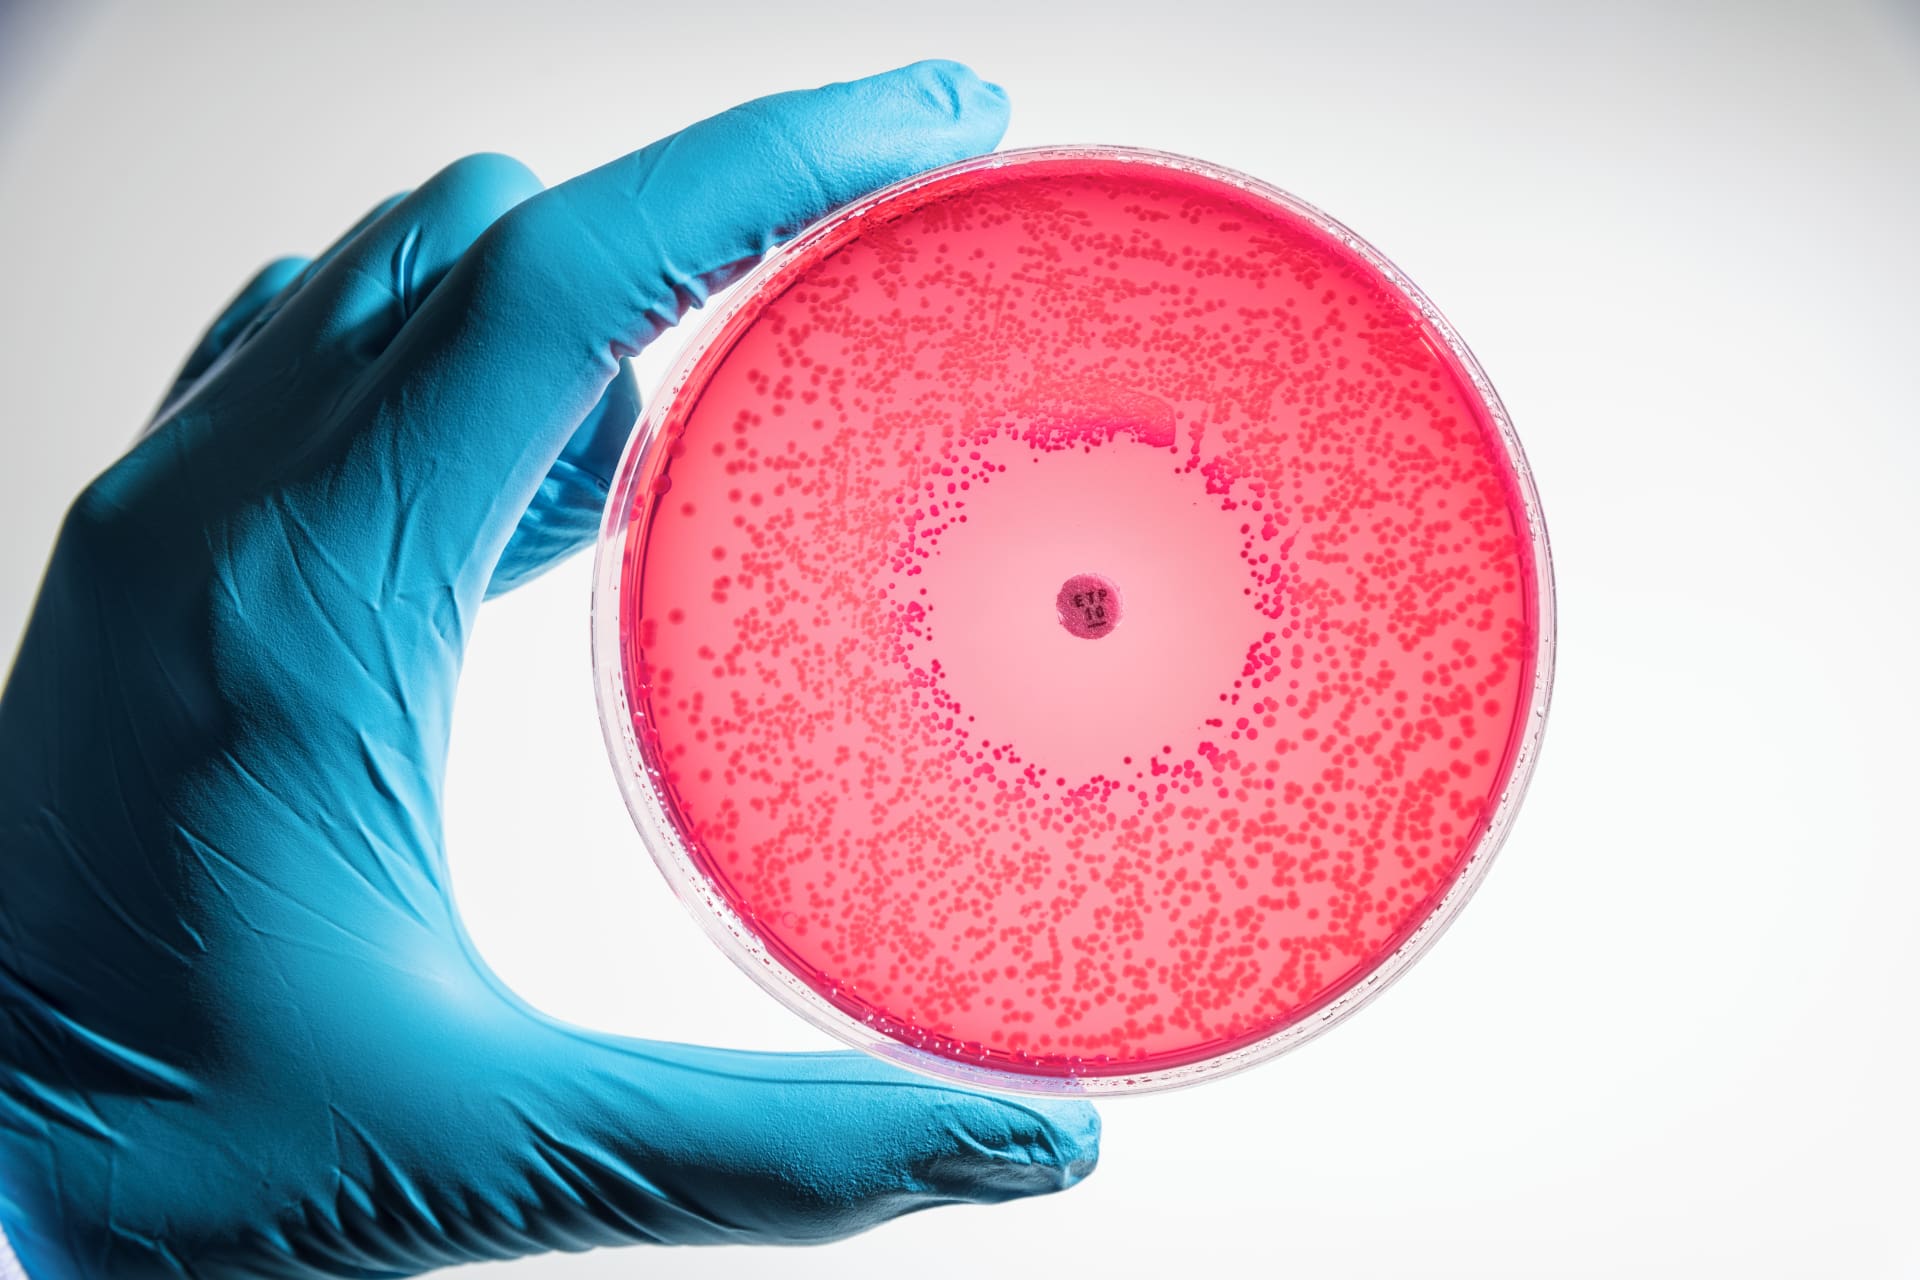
<box><xmin>593</xmin><ymin>148</ymin><xmax>1554</xmax><ymax>1094</ymax></box>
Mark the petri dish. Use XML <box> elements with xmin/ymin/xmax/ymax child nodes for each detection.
<box><xmin>592</xmin><ymin>147</ymin><xmax>1554</xmax><ymax>1094</ymax></box>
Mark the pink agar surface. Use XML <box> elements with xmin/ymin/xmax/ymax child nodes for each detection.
<box><xmin>618</xmin><ymin>156</ymin><xmax>1541</xmax><ymax>1079</ymax></box>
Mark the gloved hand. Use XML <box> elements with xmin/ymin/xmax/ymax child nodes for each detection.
<box><xmin>0</xmin><ymin>61</ymin><xmax>1098</xmax><ymax>1279</ymax></box>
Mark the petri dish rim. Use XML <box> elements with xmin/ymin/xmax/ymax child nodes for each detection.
<box><xmin>590</xmin><ymin>145</ymin><xmax>1557</xmax><ymax>1096</ymax></box>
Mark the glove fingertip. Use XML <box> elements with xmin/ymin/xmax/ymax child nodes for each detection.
<box><xmin>927</xmin><ymin>1092</ymin><xmax>1102</xmax><ymax>1203</ymax></box>
<box><xmin>1019</xmin><ymin>1095</ymin><xmax>1102</xmax><ymax>1186</ymax></box>
<box><xmin>1055</xmin><ymin>1098</ymin><xmax>1102</xmax><ymax>1184</ymax></box>
<box><xmin>876</xmin><ymin>58</ymin><xmax>1011</xmax><ymax>146</ymax></box>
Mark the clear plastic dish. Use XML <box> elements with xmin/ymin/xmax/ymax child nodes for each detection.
<box><xmin>592</xmin><ymin>147</ymin><xmax>1555</xmax><ymax>1095</ymax></box>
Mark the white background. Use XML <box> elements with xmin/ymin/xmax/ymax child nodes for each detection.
<box><xmin>3</xmin><ymin>1</ymin><xmax>1917</xmax><ymax>1275</ymax></box>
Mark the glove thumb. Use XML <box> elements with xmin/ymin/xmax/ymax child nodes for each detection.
<box><xmin>480</xmin><ymin>1029</ymin><xmax>1100</xmax><ymax>1249</ymax></box>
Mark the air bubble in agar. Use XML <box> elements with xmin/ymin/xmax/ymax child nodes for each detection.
<box><xmin>593</xmin><ymin>148</ymin><xmax>1554</xmax><ymax>1093</ymax></box>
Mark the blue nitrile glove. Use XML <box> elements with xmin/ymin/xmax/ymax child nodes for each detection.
<box><xmin>0</xmin><ymin>61</ymin><xmax>1098</xmax><ymax>1279</ymax></box>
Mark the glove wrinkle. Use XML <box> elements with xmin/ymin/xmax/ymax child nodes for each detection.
<box><xmin>390</xmin><ymin>225</ymin><xmax>423</xmax><ymax>322</ymax></box>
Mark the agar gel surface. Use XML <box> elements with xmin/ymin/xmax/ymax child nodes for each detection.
<box><xmin>618</xmin><ymin>157</ymin><xmax>1540</xmax><ymax>1078</ymax></box>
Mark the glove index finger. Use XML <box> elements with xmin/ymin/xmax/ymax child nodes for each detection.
<box><xmin>539</xmin><ymin>58</ymin><xmax>1012</xmax><ymax>351</ymax></box>
<box><xmin>354</xmin><ymin>60</ymin><xmax>1010</xmax><ymax>600</ymax></box>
